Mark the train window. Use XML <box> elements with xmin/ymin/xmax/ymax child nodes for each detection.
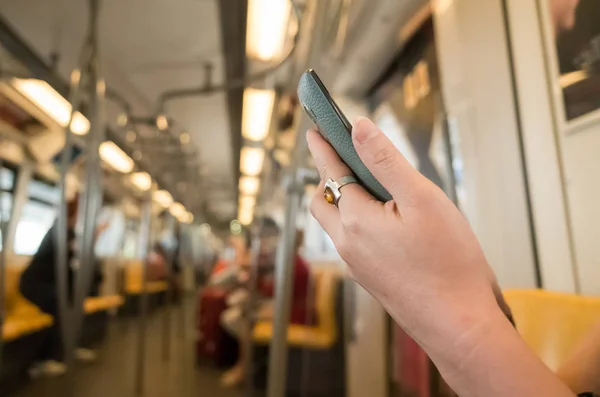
<box><xmin>0</xmin><ymin>166</ymin><xmax>15</xmax><ymax>191</ymax></box>
<box><xmin>0</xmin><ymin>167</ymin><xmax>16</xmax><ymax>247</ymax></box>
<box><xmin>14</xmin><ymin>200</ymin><xmax>55</xmax><ymax>255</ymax></box>
<box><xmin>13</xmin><ymin>174</ymin><xmax>57</xmax><ymax>255</ymax></box>
<box><xmin>121</xmin><ymin>222</ymin><xmax>139</xmax><ymax>259</ymax></box>
<box><xmin>95</xmin><ymin>206</ymin><xmax>126</xmax><ymax>257</ymax></box>
<box><xmin>27</xmin><ymin>176</ymin><xmax>61</xmax><ymax>205</ymax></box>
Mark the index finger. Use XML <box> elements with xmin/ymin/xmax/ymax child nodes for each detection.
<box><xmin>352</xmin><ymin>117</ymin><xmax>423</xmax><ymax>202</ymax></box>
<box><xmin>307</xmin><ymin>128</ymin><xmax>376</xmax><ymax>213</ymax></box>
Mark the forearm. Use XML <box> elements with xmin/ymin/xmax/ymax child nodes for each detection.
<box><xmin>557</xmin><ymin>319</ymin><xmax>600</xmax><ymax>394</ymax></box>
<box><xmin>423</xmin><ymin>305</ymin><xmax>574</xmax><ymax>397</ymax></box>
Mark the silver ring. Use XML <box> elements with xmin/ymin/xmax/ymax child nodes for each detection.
<box><xmin>324</xmin><ymin>176</ymin><xmax>358</xmax><ymax>207</ymax></box>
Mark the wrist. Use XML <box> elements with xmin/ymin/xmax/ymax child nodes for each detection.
<box><xmin>420</xmin><ymin>301</ymin><xmax>573</xmax><ymax>396</ymax></box>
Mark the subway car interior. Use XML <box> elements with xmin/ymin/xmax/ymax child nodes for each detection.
<box><xmin>1</xmin><ymin>0</ymin><xmax>600</xmax><ymax>396</ymax></box>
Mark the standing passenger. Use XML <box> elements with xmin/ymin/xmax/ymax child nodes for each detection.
<box><xmin>19</xmin><ymin>192</ymin><xmax>108</xmax><ymax>377</ymax></box>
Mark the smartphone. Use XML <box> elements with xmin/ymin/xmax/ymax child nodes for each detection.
<box><xmin>297</xmin><ymin>69</ymin><xmax>392</xmax><ymax>202</ymax></box>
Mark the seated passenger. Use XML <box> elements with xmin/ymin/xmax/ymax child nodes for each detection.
<box><xmin>219</xmin><ymin>218</ymin><xmax>312</xmax><ymax>388</ymax></box>
<box><xmin>147</xmin><ymin>213</ymin><xmax>183</xmax><ymax>298</ymax></box>
<box><xmin>19</xmin><ymin>194</ymin><xmax>108</xmax><ymax>377</ymax></box>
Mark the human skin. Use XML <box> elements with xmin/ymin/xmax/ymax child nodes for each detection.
<box><xmin>550</xmin><ymin>0</ymin><xmax>580</xmax><ymax>36</ymax></box>
<box><xmin>306</xmin><ymin>117</ymin><xmax>575</xmax><ymax>397</ymax></box>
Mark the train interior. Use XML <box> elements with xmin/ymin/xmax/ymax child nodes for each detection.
<box><xmin>0</xmin><ymin>0</ymin><xmax>600</xmax><ymax>396</ymax></box>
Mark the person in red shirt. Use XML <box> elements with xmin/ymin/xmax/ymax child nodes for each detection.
<box><xmin>254</xmin><ymin>228</ymin><xmax>312</xmax><ymax>325</ymax></box>
<box><xmin>220</xmin><ymin>218</ymin><xmax>313</xmax><ymax>387</ymax></box>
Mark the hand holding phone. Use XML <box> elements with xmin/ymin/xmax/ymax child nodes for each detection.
<box><xmin>297</xmin><ymin>69</ymin><xmax>392</xmax><ymax>202</ymax></box>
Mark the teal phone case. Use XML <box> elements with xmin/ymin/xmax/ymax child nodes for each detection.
<box><xmin>298</xmin><ymin>70</ymin><xmax>392</xmax><ymax>202</ymax></box>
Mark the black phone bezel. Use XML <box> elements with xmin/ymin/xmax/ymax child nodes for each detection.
<box><xmin>306</xmin><ymin>69</ymin><xmax>354</xmax><ymax>133</ymax></box>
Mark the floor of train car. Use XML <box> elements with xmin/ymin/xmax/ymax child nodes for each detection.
<box><xmin>12</xmin><ymin>296</ymin><xmax>242</xmax><ymax>397</ymax></box>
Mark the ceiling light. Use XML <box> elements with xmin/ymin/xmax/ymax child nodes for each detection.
<box><xmin>184</xmin><ymin>212</ymin><xmax>194</xmax><ymax>224</ymax></box>
<box><xmin>117</xmin><ymin>113</ymin><xmax>128</xmax><ymax>127</ymax></box>
<box><xmin>242</xmin><ymin>88</ymin><xmax>275</xmax><ymax>142</ymax></box>
<box><xmin>12</xmin><ymin>79</ymin><xmax>90</xmax><ymax>135</ymax></box>
<box><xmin>238</xmin><ymin>194</ymin><xmax>256</xmax><ymax>226</ymax></box>
<box><xmin>240</xmin><ymin>147</ymin><xmax>265</xmax><ymax>177</ymax></box>
<box><xmin>238</xmin><ymin>205</ymin><xmax>254</xmax><ymax>226</ymax></box>
<box><xmin>130</xmin><ymin>172</ymin><xmax>152</xmax><ymax>191</ymax></box>
<box><xmin>247</xmin><ymin>0</ymin><xmax>291</xmax><ymax>61</ymax></box>
<box><xmin>153</xmin><ymin>190</ymin><xmax>173</xmax><ymax>208</ymax></box>
<box><xmin>71</xmin><ymin>69</ymin><xmax>81</xmax><ymax>85</ymax></box>
<box><xmin>239</xmin><ymin>195</ymin><xmax>256</xmax><ymax>210</ymax></box>
<box><xmin>180</xmin><ymin>132</ymin><xmax>191</xmax><ymax>145</ymax></box>
<box><xmin>156</xmin><ymin>114</ymin><xmax>169</xmax><ymax>130</ymax></box>
<box><xmin>97</xmin><ymin>80</ymin><xmax>106</xmax><ymax>95</ymax></box>
<box><xmin>99</xmin><ymin>141</ymin><xmax>134</xmax><ymax>173</ymax></box>
<box><xmin>126</xmin><ymin>130</ymin><xmax>137</xmax><ymax>142</ymax></box>
<box><xmin>170</xmin><ymin>202</ymin><xmax>186</xmax><ymax>218</ymax></box>
<box><xmin>239</xmin><ymin>175</ymin><xmax>260</xmax><ymax>196</ymax></box>
<box><xmin>176</xmin><ymin>211</ymin><xmax>192</xmax><ymax>224</ymax></box>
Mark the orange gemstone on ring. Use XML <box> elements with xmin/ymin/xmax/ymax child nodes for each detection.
<box><xmin>324</xmin><ymin>187</ymin><xmax>335</xmax><ymax>204</ymax></box>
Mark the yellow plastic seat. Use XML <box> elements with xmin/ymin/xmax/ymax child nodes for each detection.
<box><xmin>3</xmin><ymin>311</ymin><xmax>54</xmax><ymax>342</ymax></box>
<box><xmin>504</xmin><ymin>289</ymin><xmax>600</xmax><ymax>371</ymax></box>
<box><xmin>84</xmin><ymin>295</ymin><xmax>124</xmax><ymax>314</ymax></box>
<box><xmin>2</xmin><ymin>264</ymin><xmax>54</xmax><ymax>342</ymax></box>
<box><xmin>124</xmin><ymin>262</ymin><xmax>168</xmax><ymax>295</ymax></box>
<box><xmin>253</xmin><ymin>269</ymin><xmax>338</xmax><ymax>350</ymax></box>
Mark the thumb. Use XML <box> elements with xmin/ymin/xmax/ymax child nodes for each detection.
<box><xmin>352</xmin><ymin>117</ymin><xmax>421</xmax><ymax>200</ymax></box>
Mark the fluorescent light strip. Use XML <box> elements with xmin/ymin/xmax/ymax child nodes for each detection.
<box><xmin>246</xmin><ymin>0</ymin><xmax>291</xmax><ymax>61</ymax></box>
<box><xmin>240</xmin><ymin>147</ymin><xmax>265</xmax><ymax>177</ymax></box>
<box><xmin>153</xmin><ymin>190</ymin><xmax>173</xmax><ymax>208</ymax></box>
<box><xmin>99</xmin><ymin>141</ymin><xmax>134</xmax><ymax>173</ymax></box>
<box><xmin>238</xmin><ymin>205</ymin><xmax>254</xmax><ymax>226</ymax></box>
<box><xmin>239</xmin><ymin>176</ymin><xmax>260</xmax><ymax>196</ymax></box>
<box><xmin>183</xmin><ymin>212</ymin><xmax>194</xmax><ymax>224</ymax></box>
<box><xmin>239</xmin><ymin>195</ymin><xmax>256</xmax><ymax>210</ymax></box>
<box><xmin>130</xmin><ymin>172</ymin><xmax>152</xmax><ymax>191</ymax></box>
<box><xmin>242</xmin><ymin>88</ymin><xmax>275</xmax><ymax>142</ymax></box>
<box><xmin>12</xmin><ymin>79</ymin><xmax>90</xmax><ymax>135</ymax></box>
<box><xmin>156</xmin><ymin>114</ymin><xmax>169</xmax><ymax>130</ymax></box>
<box><xmin>170</xmin><ymin>202</ymin><xmax>187</xmax><ymax>218</ymax></box>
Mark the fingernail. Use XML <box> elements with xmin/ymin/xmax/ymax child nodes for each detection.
<box><xmin>353</xmin><ymin>117</ymin><xmax>378</xmax><ymax>144</ymax></box>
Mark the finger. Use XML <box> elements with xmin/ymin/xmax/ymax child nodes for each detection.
<box><xmin>352</xmin><ymin>117</ymin><xmax>422</xmax><ymax>202</ymax></box>
<box><xmin>309</xmin><ymin>180</ymin><xmax>343</xmax><ymax>242</ymax></box>
<box><xmin>307</xmin><ymin>128</ymin><xmax>352</xmax><ymax>182</ymax></box>
<box><xmin>306</xmin><ymin>129</ymin><xmax>374</xmax><ymax>212</ymax></box>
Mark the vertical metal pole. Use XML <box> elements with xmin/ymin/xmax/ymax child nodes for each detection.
<box><xmin>135</xmin><ymin>196</ymin><xmax>153</xmax><ymax>396</ymax></box>
<box><xmin>244</xmin><ymin>219</ymin><xmax>264</xmax><ymax>397</ymax></box>
<box><xmin>55</xmin><ymin>64</ymin><xmax>88</xmax><ymax>373</ymax></box>
<box><xmin>71</xmin><ymin>0</ymin><xmax>106</xmax><ymax>352</ymax></box>
<box><xmin>265</xmin><ymin>0</ymin><xmax>331</xmax><ymax>394</ymax></box>
<box><xmin>266</xmin><ymin>173</ymin><xmax>303</xmax><ymax>397</ymax></box>
<box><xmin>0</xmin><ymin>159</ymin><xmax>6</xmax><ymax>374</ymax></box>
<box><xmin>162</xmin><ymin>213</ymin><xmax>176</xmax><ymax>362</ymax></box>
<box><xmin>244</xmin><ymin>148</ymin><xmax>278</xmax><ymax>397</ymax></box>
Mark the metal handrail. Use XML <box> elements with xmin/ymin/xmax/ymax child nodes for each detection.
<box><xmin>0</xmin><ymin>159</ymin><xmax>6</xmax><ymax>374</ymax></box>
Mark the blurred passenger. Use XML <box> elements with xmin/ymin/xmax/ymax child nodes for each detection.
<box><xmin>207</xmin><ymin>232</ymin><xmax>251</xmax><ymax>290</ymax></box>
<box><xmin>219</xmin><ymin>218</ymin><xmax>312</xmax><ymax>388</ymax></box>
<box><xmin>147</xmin><ymin>213</ymin><xmax>183</xmax><ymax>299</ymax></box>
<box><xmin>550</xmin><ymin>0</ymin><xmax>580</xmax><ymax>35</ymax></box>
<box><xmin>19</xmin><ymin>194</ymin><xmax>108</xmax><ymax>377</ymax></box>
